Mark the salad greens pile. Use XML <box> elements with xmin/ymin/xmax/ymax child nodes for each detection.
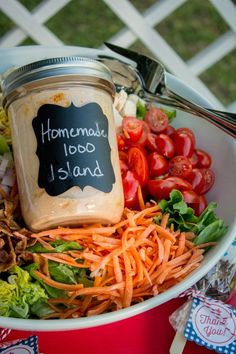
<box><xmin>0</xmin><ymin>233</ymin><xmax>92</xmax><ymax>318</ymax></box>
<box><xmin>0</xmin><ymin>259</ymin><xmax>93</xmax><ymax>319</ymax></box>
<box><xmin>156</xmin><ymin>190</ymin><xmax>228</xmax><ymax>245</ymax></box>
<box><xmin>0</xmin><ymin>266</ymin><xmax>49</xmax><ymax>318</ymax></box>
<box><xmin>26</xmin><ymin>260</ymin><xmax>93</xmax><ymax>297</ymax></box>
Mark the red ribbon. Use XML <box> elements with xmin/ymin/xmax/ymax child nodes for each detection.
<box><xmin>0</xmin><ymin>328</ymin><xmax>11</xmax><ymax>342</ymax></box>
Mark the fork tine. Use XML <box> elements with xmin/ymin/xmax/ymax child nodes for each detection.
<box><xmin>104</xmin><ymin>42</ymin><xmax>162</xmax><ymax>93</ymax></box>
<box><xmin>104</xmin><ymin>42</ymin><xmax>141</xmax><ymax>63</ymax></box>
<box><xmin>104</xmin><ymin>42</ymin><xmax>156</xmax><ymax>67</ymax></box>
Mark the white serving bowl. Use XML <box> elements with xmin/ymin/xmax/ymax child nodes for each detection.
<box><xmin>0</xmin><ymin>46</ymin><xmax>235</xmax><ymax>331</ymax></box>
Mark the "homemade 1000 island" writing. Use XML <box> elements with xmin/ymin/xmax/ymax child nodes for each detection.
<box><xmin>41</xmin><ymin>117</ymin><xmax>106</xmax><ymax>182</ymax></box>
<box><xmin>32</xmin><ymin>102</ymin><xmax>115</xmax><ymax>196</ymax></box>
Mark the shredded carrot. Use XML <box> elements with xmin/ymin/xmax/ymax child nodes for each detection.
<box><xmin>87</xmin><ymin>300</ymin><xmax>111</xmax><ymax>316</ymax></box>
<box><xmin>163</xmin><ymin>239</ymin><xmax>172</xmax><ymax>263</ymax></box>
<box><xmin>70</xmin><ymin>282</ymin><xmax>125</xmax><ymax>297</ymax></box>
<box><xmin>32</xmin><ymin>226</ymin><xmax>116</xmax><ymax>238</ymax></box>
<box><xmin>160</xmin><ymin>213</ymin><xmax>169</xmax><ymax>228</ymax></box>
<box><xmin>122</xmin><ymin>251</ymin><xmax>133</xmax><ymax>307</ymax></box>
<box><xmin>31</xmin><ymin>235</ymin><xmax>55</xmax><ymax>250</ymax></box>
<box><xmin>26</xmin><ymin>201</ymin><xmax>209</xmax><ymax>319</ymax></box>
<box><xmin>185</xmin><ymin>231</ymin><xmax>196</xmax><ymax>240</ymax></box>
<box><xmin>40</xmin><ymin>254</ymin><xmax>88</xmax><ymax>268</ymax></box>
<box><xmin>48</xmin><ymin>298</ymin><xmax>82</xmax><ymax>306</ymax></box>
<box><xmin>154</xmin><ymin>224</ymin><xmax>176</xmax><ymax>243</ymax></box>
<box><xmin>130</xmin><ymin>247</ymin><xmax>144</xmax><ymax>284</ymax></box>
<box><xmin>137</xmin><ymin>185</ymin><xmax>145</xmax><ymax>210</ymax></box>
<box><xmin>112</xmin><ymin>255</ymin><xmax>123</xmax><ymax>284</ymax></box>
<box><xmin>175</xmin><ymin>232</ymin><xmax>186</xmax><ymax>257</ymax></box>
<box><xmin>59</xmin><ymin>307</ymin><xmax>81</xmax><ymax>319</ymax></box>
<box><xmin>80</xmin><ymin>295</ymin><xmax>93</xmax><ymax>313</ymax></box>
<box><xmin>34</xmin><ymin>270</ymin><xmax>84</xmax><ymax>291</ymax></box>
<box><xmin>41</xmin><ymin>257</ymin><xmax>49</xmax><ymax>277</ymax></box>
<box><xmin>197</xmin><ymin>242</ymin><xmax>217</xmax><ymax>248</ymax></box>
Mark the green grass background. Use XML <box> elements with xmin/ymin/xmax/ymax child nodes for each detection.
<box><xmin>0</xmin><ymin>0</ymin><xmax>235</xmax><ymax>106</ymax></box>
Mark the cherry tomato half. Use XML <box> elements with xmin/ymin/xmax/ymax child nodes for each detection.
<box><xmin>182</xmin><ymin>190</ymin><xmax>207</xmax><ymax>216</ymax></box>
<box><xmin>145</xmin><ymin>107</ymin><xmax>168</xmax><ymax>133</ymax></box>
<box><xmin>187</xmin><ymin>168</ymin><xmax>205</xmax><ymax>194</ymax></box>
<box><xmin>194</xmin><ymin>195</ymin><xmax>208</xmax><ymax>216</ymax></box>
<box><xmin>122</xmin><ymin>170</ymin><xmax>140</xmax><ymax>209</ymax></box>
<box><xmin>135</xmin><ymin>120</ymin><xmax>150</xmax><ymax>147</ymax></box>
<box><xmin>119</xmin><ymin>150</ymin><xmax>128</xmax><ymax>161</ymax></box>
<box><xmin>169</xmin><ymin>155</ymin><xmax>192</xmax><ymax>179</ymax></box>
<box><xmin>117</xmin><ymin>134</ymin><xmax>126</xmax><ymax>151</ymax></box>
<box><xmin>189</xmin><ymin>151</ymin><xmax>199</xmax><ymax>167</ymax></box>
<box><xmin>146</xmin><ymin>132</ymin><xmax>159</xmax><ymax>152</ymax></box>
<box><xmin>148</xmin><ymin>178</ymin><xmax>176</xmax><ymax>200</ymax></box>
<box><xmin>164</xmin><ymin>177</ymin><xmax>192</xmax><ymax>191</ymax></box>
<box><xmin>156</xmin><ymin>134</ymin><xmax>175</xmax><ymax>159</ymax></box>
<box><xmin>163</xmin><ymin>125</ymin><xmax>175</xmax><ymax>137</ymax></box>
<box><xmin>119</xmin><ymin>159</ymin><xmax>129</xmax><ymax>176</ymax></box>
<box><xmin>122</xmin><ymin>116</ymin><xmax>143</xmax><ymax>142</ymax></box>
<box><xmin>195</xmin><ymin>149</ymin><xmax>212</xmax><ymax>168</ymax></box>
<box><xmin>127</xmin><ymin>146</ymin><xmax>149</xmax><ymax>186</ymax></box>
<box><xmin>148</xmin><ymin>176</ymin><xmax>192</xmax><ymax>201</ymax></box>
<box><xmin>182</xmin><ymin>189</ymin><xmax>200</xmax><ymax>204</ymax></box>
<box><xmin>200</xmin><ymin>168</ymin><xmax>215</xmax><ymax>194</ymax></box>
<box><xmin>172</xmin><ymin>128</ymin><xmax>195</xmax><ymax>157</ymax></box>
<box><xmin>175</xmin><ymin>128</ymin><xmax>196</xmax><ymax>145</ymax></box>
<box><xmin>148</xmin><ymin>152</ymin><xmax>169</xmax><ymax>177</ymax></box>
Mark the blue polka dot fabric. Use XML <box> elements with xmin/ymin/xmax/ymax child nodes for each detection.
<box><xmin>184</xmin><ymin>298</ymin><xmax>236</xmax><ymax>353</ymax></box>
<box><xmin>0</xmin><ymin>335</ymin><xmax>38</xmax><ymax>353</ymax></box>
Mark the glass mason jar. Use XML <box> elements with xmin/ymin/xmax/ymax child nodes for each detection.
<box><xmin>2</xmin><ymin>57</ymin><xmax>124</xmax><ymax>231</ymax></box>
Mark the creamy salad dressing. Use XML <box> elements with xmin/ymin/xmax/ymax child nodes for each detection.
<box><xmin>3</xmin><ymin>58</ymin><xmax>124</xmax><ymax>231</ymax></box>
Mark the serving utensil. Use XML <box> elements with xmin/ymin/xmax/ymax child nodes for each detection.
<box><xmin>101</xmin><ymin>43</ymin><xmax>236</xmax><ymax>138</ymax></box>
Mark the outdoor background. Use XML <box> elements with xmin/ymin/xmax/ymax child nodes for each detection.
<box><xmin>0</xmin><ymin>0</ymin><xmax>236</xmax><ymax>106</ymax></box>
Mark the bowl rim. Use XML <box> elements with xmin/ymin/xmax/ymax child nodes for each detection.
<box><xmin>0</xmin><ymin>45</ymin><xmax>235</xmax><ymax>331</ymax></box>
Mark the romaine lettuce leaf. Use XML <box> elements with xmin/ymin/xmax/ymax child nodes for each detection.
<box><xmin>27</xmin><ymin>239</ymin><xmax>82</xmax><ymax>253</ymax></box>
<box><xmin>156</xmin><ymin>190</ymin><xmax>228</xmax><ymax>245</ymax></box>
<box><xmin>48</xmin><ymin>260</ymin><xmax>93</xmax><ymax>287</ymax></box>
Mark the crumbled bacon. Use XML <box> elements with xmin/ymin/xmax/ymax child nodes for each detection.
<box><xmin>0</xmin><ymin>189</ymin><xmax>35</xmax><ymax>272</ymax></box>
<box><xmin>0</xmin><ymin>233</ymin><xmax>16</xmax><ymax>272</ymax></box>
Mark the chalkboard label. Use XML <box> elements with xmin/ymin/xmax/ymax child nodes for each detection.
<box><xmin>32</xmin><ymin>102</ymin><xmax>115</xmax><ymax>196</ymax></box>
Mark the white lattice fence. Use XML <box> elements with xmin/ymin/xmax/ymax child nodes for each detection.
<box><xmin>0</xmin><ymin>0</ymin><xmax>236</xmax><ymax>111</ymax></box>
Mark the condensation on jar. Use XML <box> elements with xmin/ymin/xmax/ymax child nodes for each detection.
<box><xmin>2</xmin><ymin>56</ymin><xmax>124</xmax><ymax>231</ymax></box>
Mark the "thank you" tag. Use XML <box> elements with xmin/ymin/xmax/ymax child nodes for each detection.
<box><xmin>0</xmin><ymin>335</ymin><xmax>38</xmax><ymax>353</ymax></box>
<box><xmin>184</xmin><ymin>297</ymin><xmax>236</xmax><ymax>353</ymax></box>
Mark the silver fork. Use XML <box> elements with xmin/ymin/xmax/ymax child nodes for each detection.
<box><xmin>99</xmin><ymin>55</ymin><xmax>236</xmax><ymax>127</ymax></box>
<box><xmin>104</xmin><ymin>42</ymin><xmax>236</xmax><ymax>138</ymax></box>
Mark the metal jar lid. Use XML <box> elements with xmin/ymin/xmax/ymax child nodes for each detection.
<box><xmin>1</xmin><ymin>56</ymin><xmax>114</xmax><ymax>98</ymax></box>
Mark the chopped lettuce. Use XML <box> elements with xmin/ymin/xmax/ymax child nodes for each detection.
<box><xmin>26</xmin><ymin>260</ymin><xmax>93</xmax><ymax>296</ymax></box>
<box><xmin>0</xmin><ymin>266</ymin><xmax>48</xmax><ymax>318</ymax></box>
<box><xmin>27</xmin><ymin>239</ymin><xmax>82</xmax><ymax>253</ymax></box>
<box><xmin>156</xmin><ymin>190</ymin><xmax>228</xmax><ymax>245</ymax></box>
<box><xmin>25</xmin><ymin>262</ymin><xmax>66</xmax><ymax>298</ymax></box>
<box><xmin>136</xmin><ymin>99</ymin><xmax>147</xmax><ymax>119</ymax></box>
<box><xmin>0</xmin><ymin>134</ymin><xmax>9</xmax><ymax>154</ymax></box>
<box><xmin>30</xmin><ymin>299</ymin><xmax>54</xmax><ymax>318</ymax></box>
<box><xmin>48</xmin><ymin>261</ymin><xmax>93</xmax><ymax>287</ymax></box>
<box><xmin>160</xmin><ymin>108</ymin><xmax>176</xmax><ymax>123</ymax></box>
